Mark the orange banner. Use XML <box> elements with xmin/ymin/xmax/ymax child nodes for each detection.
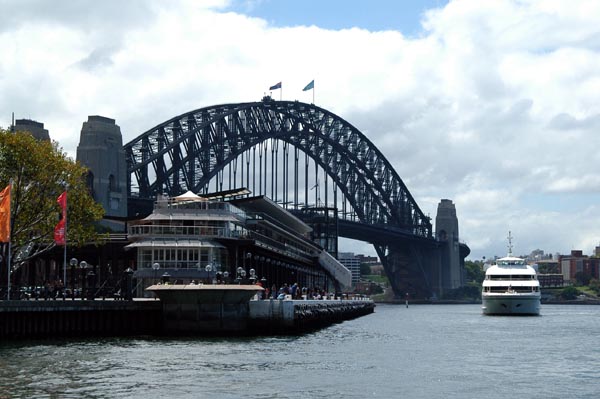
<box><xmin>0</xmin><ymin>185</ymin><xmax>11</xmax><ymax>242</ymax></box>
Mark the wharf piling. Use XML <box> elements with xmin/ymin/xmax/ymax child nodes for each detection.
<box><xmin>0</xmin><ymin>299</ymin><xmax>162</xmax><ymax>339</ymax></box>
<box><xmin>249</xmin><ymin>299</ymin><xmax>375</xmax><ymax>333</ymax></box>
<box><xmin>148</xmin><ymin>284</ymin><xmax>374</xmax><ymax>334</ymax></box>
<box><xmin>1</xmin><ymin>285</ymin><xmax>375</xmax><ymax>339</ymax></box>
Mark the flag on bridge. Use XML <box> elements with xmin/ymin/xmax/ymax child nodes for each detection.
<box><xmin>269</xmin><ymin>82</ymin><xmax>282</xmax><ymax>90</ymax></box>
<box><xmin>303</xmin><ymin>80</ymin><xmax>315</xmax><ymax>103</ymax></box>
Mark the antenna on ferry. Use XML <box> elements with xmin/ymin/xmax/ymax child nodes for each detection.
<box><xmin>507</xmin><ymin>231</ymin><xmax>513</xmax><ymax>256</ymax></box>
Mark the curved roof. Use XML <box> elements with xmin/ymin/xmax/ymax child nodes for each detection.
<box><xmin>173</xmin><ymin>190</ymin><xmax>206</xmax><ymax>202</ymax></box>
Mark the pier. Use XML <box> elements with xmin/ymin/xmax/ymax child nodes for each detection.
<box><xmin>0</xmin><ymin>286</ymin><xmax>374</xmax><ymax>339</ymax></box>
<box><xmin>0</xmin><ymin>299</ymin><xmax>162</xmax><ymax>339</ymax></box>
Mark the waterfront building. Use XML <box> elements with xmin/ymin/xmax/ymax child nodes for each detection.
<box><xmin>127</xmin><ymin>191</ymin><xmax>351</xmax><ymax>297</ymax></box>
<box><xmin>559</xmin><ymin>250</ymin><xmax>600</xmax><ymax>285</ymax></box>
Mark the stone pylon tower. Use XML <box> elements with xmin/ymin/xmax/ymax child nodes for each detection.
<box><xmin>76</xmin><ymin>116</ymin><xmax>128</xmax><ymax>230</ymax></box>
<box><xmin>435</xmin><ymin>199</ymin><xmax>463</xmax><ymax>290</ymax></box>
<box><xmin>13</xmin><ymin>119</ymin><xmax>50</xmax><ymax>141</ymax></box>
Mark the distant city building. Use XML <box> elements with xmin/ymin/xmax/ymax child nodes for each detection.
<box><xmin>338</xmin><ymin>252</ymin><xmax>361</xmax><ymax>285</ymax></box>
<box><xmin>527</xmin><ymin>249</ymin><xmax>552</xmax><ymax>262</ymax></box>
<box><xmin>356</xmin><ymin>254</ymin><xmax>378</xmax><ymax>264</ymax></box>
<box><xmin>559</xmin><ymin>250</ymin><xmax>600</xmax><ymax>284</ymax></box>
<box><xmin>13</xmin><ymin>119</ymin><xmax>50</xmax><ymax>141</ymax></box>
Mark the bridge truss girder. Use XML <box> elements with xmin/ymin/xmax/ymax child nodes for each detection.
<box><xmin>125</xmin><ymin>99</ymin><xmax>432</xmax><ymax>238</ymax></box>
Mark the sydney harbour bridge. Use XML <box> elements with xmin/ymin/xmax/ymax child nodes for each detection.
<box><xmin>121</xmin><ymin>97</ymin><xmax>469</xmax><ymax>299</ymax></box>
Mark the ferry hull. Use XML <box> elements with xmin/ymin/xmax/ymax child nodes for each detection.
<box><xmin>482</xmin><ymin>295</ymin><xmax>540</xmax><ymax>315</ymax></box>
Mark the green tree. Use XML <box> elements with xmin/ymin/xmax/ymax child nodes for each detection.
<box><xmin>574</xmin><ymin>271</ymin><xmax>591</xmax><ymax>286</ymax></box>
<box><xmin>560</xmin><ymin>286</ymin><xmax>579</xmax><ymax>300</ymax></box>
<box><xmin>589</xmin><ymin>278</ymin><xmax>600</xmax><ymax>294</ymax></box>
<box><xmin>465</xmin><ymin>260</ymin><xmax>485</xmax><ymax>284</ymax></box>
<box><xmin>360</xmin><ymin>263</ymin><xmax>372</xmax><ymax>276</ymax></box>
<box><xmin>0</xmin><ymin>129</ymin><xmax>104</xmax><ymax>269</ymax></box>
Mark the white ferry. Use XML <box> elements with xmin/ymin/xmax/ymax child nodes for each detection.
<box><xmin>481</xmin><ymin>233</ymin><xmax>541</xmax><ymax>315</ymax></box>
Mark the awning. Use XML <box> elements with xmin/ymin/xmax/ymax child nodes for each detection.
<box><xmin>173</xmin><ymin>190</ymin><xmax>206</xmax><ymax>202</ymax></box>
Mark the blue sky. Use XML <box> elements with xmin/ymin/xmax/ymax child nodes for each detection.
<box><xmin>227</xmin><ymin>0</ymin><xmax>448</xmax><ymax>35</ymax></box>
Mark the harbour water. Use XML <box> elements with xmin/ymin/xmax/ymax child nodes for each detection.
<box><xmin>1</xmin><ymin>304</ymin><xmax>598</xmax><ymax>398</ymax></box>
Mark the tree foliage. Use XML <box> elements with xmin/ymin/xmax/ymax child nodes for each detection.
<box><xmin>360</xmin><ymin>263</ymin><xmax>372</xmax><ymax>276</ymax></box>
<box><xmin>574</xmin><ymin>271</ymin><xmax>591</xmax><ymax>286</ymax></box>
<box><xmin>0</xmin><ymin>129</ymin><xmax>104</xmax><ymax>269</ymax></box>
<box><xmin>589</xmin><ymin>278</ymin><xmax>600</xmax><ymax>295</ymax></box>
<box><xmin>560</xmin><ymin>286</ymin><xmax>579</xmax><ymax>300</ymax></box>
<box><xmin>465</xmin><ymin>260</ymin><xmax>485</xmax><ymax>284</ymax></box>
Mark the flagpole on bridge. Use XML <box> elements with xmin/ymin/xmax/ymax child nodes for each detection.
<box><xmin>303</xmin><ymin>80</ymin><xmax>315</xmax><ymax>104</ymax></box>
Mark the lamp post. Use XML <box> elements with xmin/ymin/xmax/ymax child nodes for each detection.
<box><xmin>79</xmin><ymin>261</ymin><xmax>87</xmax><ymax>299</ymax></box>
<box><xmin>87</xmin><ymin>267</ymin><xmax>96</xmax><ymax>300</ymax></box>
<box><xmin>249</xmin><ymin>268</ymin><xmax>256</xmax><ymax>284</ymax></box>
<box><xmin>69</xmin><ymin>258</ymin><xmax>77</xmax><ymax>300</ymax></box>
<box><xmin>124</xmin><ymin>267</ymin><xmax>134</xmax><ymax>300</ymax></box>
<box><xmin>205</xmin><ymin>264</ymin><xmax>213</xmax><ymax>284</ymax></box>
<box><xmin>223</xmin><ymin>271</ymin><xmax>229</xmax><ymax>284</ymax></box>
<box><xmin>152</xmin><ymin>262</ymin><xmax>160</xmax><ymax>285</ymax></box>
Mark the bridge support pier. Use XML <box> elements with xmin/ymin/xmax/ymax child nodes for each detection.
<box><xmin>379</xmin><ymin>243</ymin><xmax>440</xmax><ymax>300</ymax></box>
<box><xmin>378</xmin><ymin>199</ymin><xmax>469</xmax><ymax>300</ymax></box>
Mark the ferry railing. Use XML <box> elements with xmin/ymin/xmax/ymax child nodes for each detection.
<box><xmin>128</xmin><ymin>225</ymin><xmax>244</xmax><ymax>238</ymax></box>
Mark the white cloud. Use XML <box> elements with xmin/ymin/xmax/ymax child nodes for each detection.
<box><xmin>1</xmin><ymin>0</ymin><xmax>600</xmax><ymax>259</ymax></box>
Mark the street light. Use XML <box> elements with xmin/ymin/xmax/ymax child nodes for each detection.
<box><xmin>249</xmin><ymin>268</ymin><xmax>256</xmax><ymax>284</ymax></box>
<box><xmin>223</xmin><ymin>271</ymin><xmax>229</xmax><ymax>284</ymax></box>
<box><xmin>80</xmin><ymin>261</ymin><xmax>87</xmax><ymax>299</ymax></box>
<box><xmin>205</xmin><ymin>264</ymin><xmax>213</xmax><ymax>284</ymax></box>
<box><xmin>69</xmin><ymin>258</ymin><xmax>77</xmax><ymax>300</ymax></box>
<box><xmin>152</xmin><ymin>262</ymin><xmax>160</xmax><ymax>285</ymax></box>
<box><xmin>86</xmin><ymin>266</ymin><xmax>96</xmax><ymax>300</ymax></box>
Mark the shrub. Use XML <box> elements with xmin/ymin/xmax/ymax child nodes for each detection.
<box><xmin>560</xmin><ymin>286</ymin><xmax>579</xmax><ymax>300</ymax></box>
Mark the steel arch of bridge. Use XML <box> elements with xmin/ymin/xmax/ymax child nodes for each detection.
<box><xmin>124</xmin><ymin>99</ymin><xmax>432</xmax><ymax>238</ymax></box>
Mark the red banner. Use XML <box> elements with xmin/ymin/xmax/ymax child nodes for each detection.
<box><xmin>54</xmin><ymin>219</ymin><xmax>66</xmax><ymax>246</ymax></box>
<box><xmin>57</xmin><ymin>191</ymin><xmax>67</xmax><ymax>219</ymax></box>
<box><xmin>54</xmin><ymin>191</ymin><xmax>67</xmax><ymax>245</ymax></box>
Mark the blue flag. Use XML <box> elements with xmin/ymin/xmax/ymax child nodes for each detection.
<box><xmin>303</xmin><ymin>80</ymin><xmax>314</xmax><ymax>91</ymax></box>
<box><xmin>269</xmin><ymin>82</ymin><xmax>282</xmax><ymax>90</ymax></box>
